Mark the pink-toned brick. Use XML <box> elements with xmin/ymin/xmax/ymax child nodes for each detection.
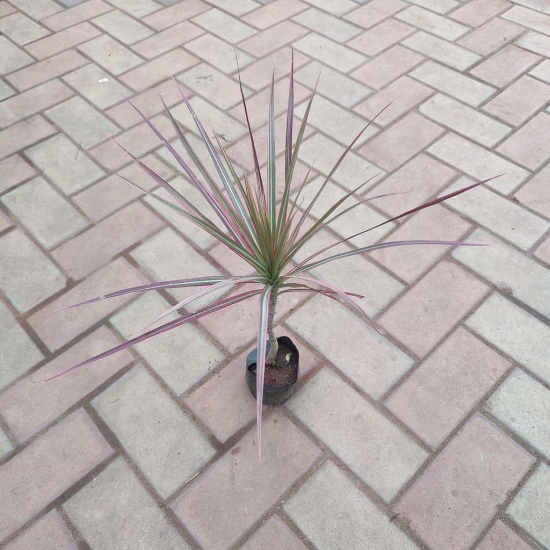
<box><xmin>497</xmin><ymin>112</ymin><xmax>550</xmax><ymax>170</ymax></box>
<box><xmin>6</xmin><ymin>50</ymin><xmax>88</xmax><ymax>91</ymax></box>
<box><xmin>72</xmin><ymin>155</ymin><xmax>172</xmax><ymax>221</ymax></box>
<box><xmin>359</xmin><ymin>112</ymin><xmax>444</xmax><ymax>171</ymax></box>
<box><xmin>28</xmin><ymin>258</ymin><xmax>148</xmax><ymax>352</ymax></box>
<box><xmin>242</xmin><ymin>0</ymin><xmax>308</xmax><ymax>30</ymax></box>
<box><xmin>535</xmin><ymin>234</ymin><xmax>550</xmax><ymax>265</ymax></box>
<box><xmin>354</xmin><ymin>76</ymin><xmax>434</xmax><ymax>127</ymax></box>
<box><xmin>0</xmin><ymin>1</ymin><xmax>16</xmax><ymax>17</ymax></box>
<box><xmin>105</xmin><ymin>79</ymin><xmax>184</xmax><ymax>129</ymax></box>
<box><xmin>0</xmin><ymin>210</ymin><xmax>12</xmax><ymax>232</ymax></box>
<box><xmin>90</xmin><ymin>114</ymin><xmax>177</xmax><ymax>171</ymax></box>
<box><xmin>0</xmin><ymin>327</ymin><xmax>133</xmax><ymax>443</ymax></box>
<box><xmin>131</xmin><ymin>21</ymin><xmax>204</xmax><ymax>60</ymax></box>
<box><xmin>458</xmin><ymin>17</ymin><xmax>524</xmax><ymax>55</ymax></box>
<box><xmin>25</xmin><ymin>23</ymin><xmax>101</xmax><ymax>61</ymax></box>
<box><xmin>483</xmin><ymin>75</ymin><xmax>550</xmax><ymax>127</ymax></box>
<box><xmin>451</xmin><ymin>0</ymin><xmax>511</xmax><ymax>27</ymax></box>
<box><xmin>239</xmin><ymin>21</ymin><xmax>309</xmax><ymax>58</ymax></box>
<box><xmin>379</xmin><ymin>261</ymin><xmax>489</xmax><ymax>357</ymax></box>
<box><xmin>52</xmin><ymin>202</ymin><xmax>164</xmax><ymax>280</ymax></box>
<box><xmin>0</xmin><ymin>79</ymin><xmax>73</xmax><ymax>128</ymax></box>
<box><xmin>394</xmin><ymin>414</ymin><xmax>534</xmax><ymax>550</ymax></box>
<box><xmin>351</xmin><ymin>45</ymin><xmax>424</xmax><ymax>90</ymax></box>
<box><xmin>42</xmin><ymin>0</ymin><xmax>113</xmax><ymax>31</ymax></box>
<box><xmin>0</xmin><ymin>154</ymin><xmax>36</xmax><ymax>194</ymax></box>
<box><xmin>348</xmin><ymin>18</ymin><xmax>415</xmax><ymax>56</ymax></box>
<box><xmin>173</xmin><ymin>412</ymin><xmax>320</xmax><ymax>550</ymax></box>
<box><xmin>385</xmin><ymin>328</ymin><xmax>510</xmax><ymax>447</ymax></box>
<box><xmin>142</xmin><ymin>0</ymin><xmax>210</xmax><ymax>31</ymax></box>
<box><xmin>0</xmin><ymin>410</ymin><xmax>112</xmax><ymax>544</ymax></box>
<box><xmin>4</xmin><ymin>510</ymin><xmax>77</xmax><ymax>550</ymax></box>
<box><xmin>477</xmin><ymin>520</ymin><xmax>534</xmax><ymax>550</ymax></box>
<box><xmin>0</xmin><ymin>115</ymin><xmax>56</xmax><ymax>161</ymax></box>
<box><xmin>369</xmin><ymin>204</ymin><xmax>470</xmax><ymax>283</ymax></box>
<box><xmin>120</xmin><ymin>49</ymin><xmax>198</xmax><ymax>92</ymax></box>
<box><xmin>514</xmin><ymin>164</ymin><xmax>550</xmax><ymax>219</ymax></box>
<box><xmin>343</xmin><ymin>0</ymin><xmax>409</xmax><ymax>29</ymax></box>
<box><xmin>208</xmin><ymin>242</ymin><xmax>255</xmax><ymax>276</ymax></box>
<box><xmin>469</xmin><ymin>45</ymin><xmax>541</xmax><ymax>88</ymax></box>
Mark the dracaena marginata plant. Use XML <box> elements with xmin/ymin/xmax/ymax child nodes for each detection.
<box><xmin>48</xmin><ymin>56</ymin><xmax>497</xmax><ymax>457</ymax></box>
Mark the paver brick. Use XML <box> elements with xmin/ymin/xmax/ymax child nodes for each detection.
<box><xmin>469</xmin><ymin>45</ymin><xmax>541</xmax><ymax>88</ymax></box>
<box><xmin>394</xmin><ymin>414</ymin><xmax>535</xmax><ymax>550</ymax></box>
<box><xmin>476</xmin><ymin>520</ymin><xmax>534</xmax><ymax>550</ymax></box>
<box><xmin>52</xmin><ymin>201</ymin><xmax>163</xmax><ymax>280</ymax></box>
<box><xmin>93</xmin><ymin>365</ymin><xmax>215</xmax><ymax>498</ymax></box>
<box><xmin>486</xmin><ymin>369</ymin><xmax>550</xmax><ymax>459</ymax></box>
<box><xmin>2</xmin><ymin>176</ymin><xmax>88</xmax><ymax>249</ymax></box>
<box><xmin>0</xmin><ymin>410</ymin><xmax>112</xmax><ymax>544</ymax></box>
<box><xmin>0</xmin><ymin>37</ymin><xmax>33</xmax><ymax>76</ymax></box>
<box><xmin>385</xmin><ymin>327</ymin><xmax>510</xmax><ymax>448</ymax></box>
<box><xmin>64</xmin><ymin>458</ymin><xmax>190</xmax><ymax>550</ymax></box>
<box><xmin>348</xmin><ymin>18</ymin><xmax>415</xmax><ymax>56</ymax></box>
<box><xmin>0</xmin><ymin>298</ymin><xmax>44</xmax><ymax>391</ymax></box>
<box><xmin>0</xmin><ymin>426</ymin><xmax>13</xmax><ymax>459</ymax></box>
<box><xmin>206</xmin><ymin>0</ymin><xmax>258</xmax><ymax>16</ymax></box>
<box><xmin>4</xmin><ymin>510</ymin><xmax>78</xmax><ymax>550</ymax></box>
<box><xmin>106</xmin><ymin>0</ymin><xmax>160</xmax><ymax>18</ymax></box>
<box><xmin>25</xmin><ymin>134</ymin><xmax>104</xmax><ymax>195</ymax></box>
<box><xmin>288</xmin><ymin>368</ymin><xmax>427</xmax><ymax>501</ymax></box>
<box><xmin>410</xmin><ymin>60</ymin><xmax>495</xmax><ymax>107</ymax></box>
<box><xmin>428</xmin><ymin>133</ymin><xmax>529</xmax><ymax>194</ymax></box>
<box><xmin>506</xmin><ymin>464</ymin><xmax>550</xmax><ymax>550</ymax></box>
<box><xmin>0</xmin><ymin>326</ymin><xmax>132</xmax><ymax>442</ymax></box>
<box><xmin>514</xmin><ymin>163</ymin><xmax>550</xmax><ymax>219</ymax></box>
<box><xmin>42</xmin><ymin>0</ymin><xmax>113</xmax><ymax>31</ymax></box>
<box><xmin>403</xmin><ymin>31</ymin><xmax>480</xmax><ymax>70</ymax></box>
<box><xmin>0</xmin><ymin>229</ymin><xmax>66</xmax><ymax>313</ymax></box>
<box><xmin>516</xmin><ymin>30</ymin><xmax>550</xmax><ymax>56</ymax></box>
<box><xmin>293</xmin><ymin>8</ymin><xmax>362</xmax><ymax>43</ymax></box>
<box><xmin>351</xmin><ymin>45</ymin><xmax>424</xmax><ymax>90</ymax></box>
<box><xmin>242</xmin><ymin>0</ymin><xmax>308</xmax><ymax>29</ymax></box>
<box><xmin>6</xmin><ymin>50</ymin><xmax>88</xmax><ymax>91</ymax></box>
<box><xmin>442</xmin><ymin>176</ymin><xmax>549</xmax><ymax>250</ymax></box>
<box><xmin>0</xmin><ymin>154</ymin><xmax>36</xmax><ymax>194</ymax></box>
<box><xmin>453</xmin><ymin>229</ymin><xmax>550</xmax><ymax>319</ymax></box>
<box><xmin>0</xmin><ymin>80</ymin><xmax>15</xmax><ymax>102</ymax></box>
<box><xmin>458</xmin><ymin>17</ymin><xmax>524</xmax><ymax>55</ymax></box>
<box><xmin>27</xmin><ymin>257</ymin><xmax>148</xmax><ymax>351</ymax></box>
<box><xmin>0</xmin><ymin>115</ymin><xmax>56</xmax><ymax>161</ymax></box>
<box><xmin>9</xmin><ymin>0</ymin><xmax>63</xmax><ymax>19</ymax></box>
<box><xmin>192</xmin><ymin>8</ymin><xmax>257</xmax><ymax>43</ymax></box>
<box><xmin>343</xmin><ymin>0</ymin><xmax>408</xmax><ymax>29</ymax></box>
<box><xmin>285</xmin><ymin>461</ymin><xmax>419</xmax><ymax>550</ymax></box>
<box><xmin>397</xmin><ymin>6</ymin><xmax>470</xmax><ymax>40</ymax></box>
<box><xmin>535</xmin><ymin>235</ymin><xmax>550</xmax><ymax>264</ymax></box>
<box><xmin>380</xmin><ymin>261</ymin><xmax>489</xmax><ymax>358</ymax></box>
<box><xmin>305</xmin><ymin>0</ymin><xmax>356</xmax><ymax>16</ymax></box>
<box><xmin>497</xmin><ymin>112</ymin><xmax>550</xmax><ymax>170</ymax></box>
<box><xmin>0</xmin><ymin>13</ymin><xmax>50</xmax><ymax>46</ymax></box>
<box><xmin>450</xmin><ymin>0</ymin><xmax>511</xmax><ymax>26</ymax></box>
<box><xmin>0</xmin><ymin>79</ymin><xmax>73</xmax><ymax>129</ymax></box>
<box><xmin>359</xmin><ymin>112</ymin><xmax>444</xmax><ymax>171</ymax></box>
<box><xmin>175</xmin><ymin>413</ymin><xmax>320</xmax><ymax>550</ymax></box>
<box><xmin>142</xmin><ymin>0</ymin><xmax>210</xmax><ymax>31</ymax></box>
<box><xmin>503</xmin><ymin>5</ymin><xmax>550</xmax><ymax>35</ymax></box>
<box><xmin>25</xmin><ymin>23</ymin><xmax>101</xmax><ymax>61</ymax></box>
<box><xmin>78</xmin><ymin>35</ymin><xmax>144</xmax><ymax>76</ymax></box>
<box><xmin>92</xmin><ymin>10</ymin><xmax>153</xmax><ymax>46</ymax></box>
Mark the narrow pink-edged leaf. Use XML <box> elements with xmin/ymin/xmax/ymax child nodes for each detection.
<box><xmin>284</xmin><ymin>49</ymin><xmax>294</xmax><ymax>202</ymax></box>
<box><xmin>138</xmin><ymin>276</ymin><xmax>263</xmax><ymax>331</ymax></box>
<box><xmin>55</xmin><ymin>276</ymin><xmax>233</xmax><ymax>311</ymax></box>
<box><xmin>292</xmin><ymin>240</ymin><xmax>487</xmax><ymax>274</ymax></box>
<box><xmin>288</xmin><ymin>275</ymin><xmax>385</xmax><ymax>335</ymax></box>
<box><xmin>47</xmin><ymin>289</ymin><xmax>262</xmax><ymax>382</ymax></box>
<box><xmin>255</xmin><ymin>285</ymin><xmax>272</xmax><ymax>460</ymax></box>
<box><xmin>235</xmin><ymin>52</ymin><xmax>265</xmax><ymax>205</ymax></box>
<box><xmin>279</xmin><ymin>282</ymin><xmax>364</xmax><ymax>299</ymax></box>
<box><xmin>267</xmin><ymin>63</ymin><xmax>276</xmax><ymax>234</ymax></box>
<box><xmin>291</xmin><ymin>175</ymin><xmax>501</xmax><ymax>272</ymax></box>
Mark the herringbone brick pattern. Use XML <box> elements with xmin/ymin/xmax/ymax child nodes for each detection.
<box><xmin>0</xmin><ymin>0</ymin><xmax>549</xmax><ymax>548</ymax></box>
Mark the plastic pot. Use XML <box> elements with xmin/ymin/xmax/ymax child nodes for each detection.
<box><xmin>245</xmin><ymin>336</ymin><xmax>299</xmax><ymax>406</ymax></box>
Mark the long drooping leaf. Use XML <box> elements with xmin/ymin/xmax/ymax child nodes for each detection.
<box><xmin>47</xmin><ymin>290</ymin><xmax>262</xmax><ymax>381</ymax></box>
<box><xmin>255</xmin><ymin>285</ymin><xmax>272</xmax><ymax>460</ymax></box>
<box><xmin>267</xmin><ymin>66</ymin><xmax>276</xmax><ymax>235</ymax></box>
<box><xmin>292</xmin><ymin>240</ymin><xmax>486</xmax><ymax>274</ymax></box>
<box><xmin>285</xmin><ymin>50</ymin><xmax>294</xmax><ymax>188</ymax></box>
<box><xmin>56</xmin><ymin>276</ymin><xmax>235</xmax><ymax>311</ymax></box>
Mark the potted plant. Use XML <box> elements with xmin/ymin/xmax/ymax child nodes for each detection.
<box><xmin>48</xmin><ymin>58</ymin><xmax>493</xmax><ymax>455</ymax></box>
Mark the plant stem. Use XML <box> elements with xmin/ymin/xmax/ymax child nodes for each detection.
<box><xmin>265</xmin><ymin>289</ymin><xmax>278</xmax><ymax>366</ymax></box>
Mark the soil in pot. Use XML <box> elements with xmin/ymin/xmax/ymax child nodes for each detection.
<box><xmin>246</xmin><ymin>336</ymin><xmax>299</xmax><ymax>406</ymax></box>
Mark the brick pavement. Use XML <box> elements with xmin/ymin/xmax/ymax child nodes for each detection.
<box><xmin>0</xmin><ymin>0</ymin><xmax>549</xmax><ymax>548</ymax></box>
